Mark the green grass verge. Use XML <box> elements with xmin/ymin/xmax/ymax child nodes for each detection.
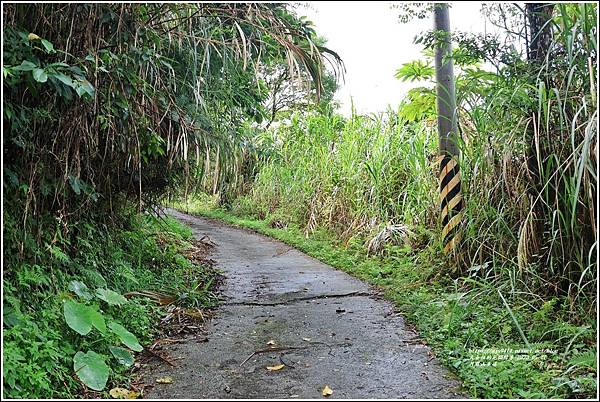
<box><xmin>170</xmin><ymin>197</ymin><xmax>597</xmax><ymax>399</ymax></box>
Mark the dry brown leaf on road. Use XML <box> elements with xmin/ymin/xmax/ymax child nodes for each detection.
<box><xmin>322</xmin><ymin>385</ymin><xmax>333</xmax><ymax>397</ymax></box>
<box><xmin>109</xmin><ymin>387</ymin><xmax>139</xmax><ymax>399</ymax></box>
<box><xmin>155</xmin><ymin>376</ymin><xmax>174</xmax><ymax>384</ymax></box>
<box><xmin>266</xmin><ymin>364</ymin><xmax>285</xmax><ymax>371</ymax></box>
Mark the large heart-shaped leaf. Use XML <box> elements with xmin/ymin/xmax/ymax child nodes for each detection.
<box><xmin>73</xmin><ymin>351</ymin><xmax>109</xmax><ymax>391</ymax></box>
<box><xmin>64</xmin><ymin>300</ymin><xmax>106</xmax><ymax>335</ymax></box>
<box><xmin>109</xmin><ymin>322</ymin><xmax>143</xmax><ymax>352</ymax></box>
<box><xmin>95</xmin><ymin>288</ymin><xmax>127</xmax><ymax>306</ymax></box>
<box><xmin>109</xmin><ymin>346</ymin><xmax>134</xmax><ymax>367</ymax></box>
<box><xmin>68</xmin><ymin>281</ymin><xmax>93</xmax><ymax>300</ymax></box>
<box><xmin>64</xmin><ymin>300</ymin><xmax>92</xmax><ymax>335</ymax></box>
<box><xmin>32</xmin><ymin>68</ymin><xmax>48</xmax><ymax>83</ymax></box>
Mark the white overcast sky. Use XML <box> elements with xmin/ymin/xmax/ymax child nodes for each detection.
<box><xmin>296</xmin><ymin>2</ymin><xmax>499</xmax><ymax>116</ymax></box>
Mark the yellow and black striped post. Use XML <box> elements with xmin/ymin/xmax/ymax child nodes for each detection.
<box><xmin>434</xmin><ymin>4</ymin><xmax>463</xmax><ymax>254</ymax></box>
<box><xmin>438</xmin><ymin>154</ymin><xmax>463</xmax><ymax>253</ymax></box>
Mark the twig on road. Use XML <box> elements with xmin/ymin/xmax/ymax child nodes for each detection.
<box><xmin>240</xmin><ymin>341</ymin><xmax>352</xmax><ymax>366</ymax></box>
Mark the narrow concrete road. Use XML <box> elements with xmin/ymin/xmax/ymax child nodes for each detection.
<box><xmin>141</xmin><ymin>209</ymin><xmax>464</xmax><ymax>399</ymax></box>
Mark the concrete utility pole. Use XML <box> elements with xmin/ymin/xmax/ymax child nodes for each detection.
<box><xmin>434</xmin><ymin>3</ymin><xmax>458</xmax><ymax>156</ymax></box>
<box><xmin>433</xmin><ymin>3</ymin><xmax>463</xmax><ymax>254</ymax></box>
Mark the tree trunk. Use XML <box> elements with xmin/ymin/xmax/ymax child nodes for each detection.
<box><xmin>523</xmin><ymin>3</ymin><xmax>555</xmax><ymax>274</ymax></box>
<box><xmin>526</xmin><ymin>3</ymin><xmax>555</xmax><ymax>63</ymax></box>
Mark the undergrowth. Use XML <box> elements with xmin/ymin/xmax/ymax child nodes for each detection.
<box><xmin>2</xmin><ymin>212</ymin><xmax>219</xmax><ymax>398</ymax></box>
<box><xmin>172</xmin><ymin>196</ymin><xmax>597</xmax><ymax>399</ymax></box>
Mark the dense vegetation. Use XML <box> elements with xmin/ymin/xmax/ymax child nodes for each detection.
<box><xmin>2</xmin><ymin>2</ymin><xmax>597</xmax><ymax>399</ymax></box>
<box><xmin>4</xmin><ymin>214</ymin><xmax>219</xmax><ymax>398</ymax></box>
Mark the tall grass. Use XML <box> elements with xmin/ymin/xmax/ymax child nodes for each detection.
<box><xmin>455</xmin><ymin>3</ymin><xmax>597</xmax><ymax>316</ymax></box>
<box><xmin>240</xmin><ymin>109</ymin><xmax>439</xmax><ymax>241</ymax></box>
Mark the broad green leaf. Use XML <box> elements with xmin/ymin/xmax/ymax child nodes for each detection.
<box><xmin>86</xmin><ymin>270</ymin><xmax>107</xmax><ymax>288</ymax></box>
<box><xmin>95</xmin><ymin>288</ymin><xmax>127</xmax><ymax>306</ymax></box>
<box><xmin>63</xmin><ymin>300</ymin><xmax>106</xmax><ymax>335</ymax></box>
<box><xmin>41</xmin><ymin>39</ymin><xmax>55</xmax><ymax>53</ymax></box>
<box><xmin>68</xmin><ymin>280</ymin><xmax>93</xmax><ymax>300</ymax></box>
<box><xmin>14</xmin><ymin>60</ymin><xmax>37</xmax><ymax>71</ymax></box>
<box><xmin>75</xmin><ymin>84</ymin><xmax>87</xmax><ymax>97</ymax></box>
<box><xmin>69</xmin><ymin>65</ymin><xmax>85</xmax><ymax>76</ymax></box>
<box><xmin>54</xmin><ymin>73</ymin><xmax>74</xmax><ymax>88</ymax></box>
<box><xmin>32</xmin><ymin>68</ymin><xmax>48</xmax><ymax>83</ymax></box>
<box><xmin>73</xmin><ymin>351</ymin><xmax>109</xmax><ymax>391</ymax></box>
<box><xmin>89</xmin><ymin>307</ymin><xmax>107</xmax><ymax>334</ymax></box>
<box><xmin>109</xmin><ymin>346</ymin><xmax>134</xmax><ymax>367</ymax></box>
<box><xmin>109</xmin><ymin>322</ymin><xmax>143</xmax><ymax>352</ymax></box>
<box><xmin>64</xmin><ymin>300</ymin><xmax>93</xmax><ymax>335</ymax></box>
<box><xmin>81</xmin><ymin>80</ymin><xmax>95</xmax><ymax>96</ymax></box>
<box><xmin>74</xmin><ymin>79</ymin><xmax>95</xmax><ymax>97</ymax></box>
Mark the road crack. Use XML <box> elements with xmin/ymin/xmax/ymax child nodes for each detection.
<box><xmin>227</xmin><ymin>291</ymin><xmax>371</xmax><ymax>307</ymax></box>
